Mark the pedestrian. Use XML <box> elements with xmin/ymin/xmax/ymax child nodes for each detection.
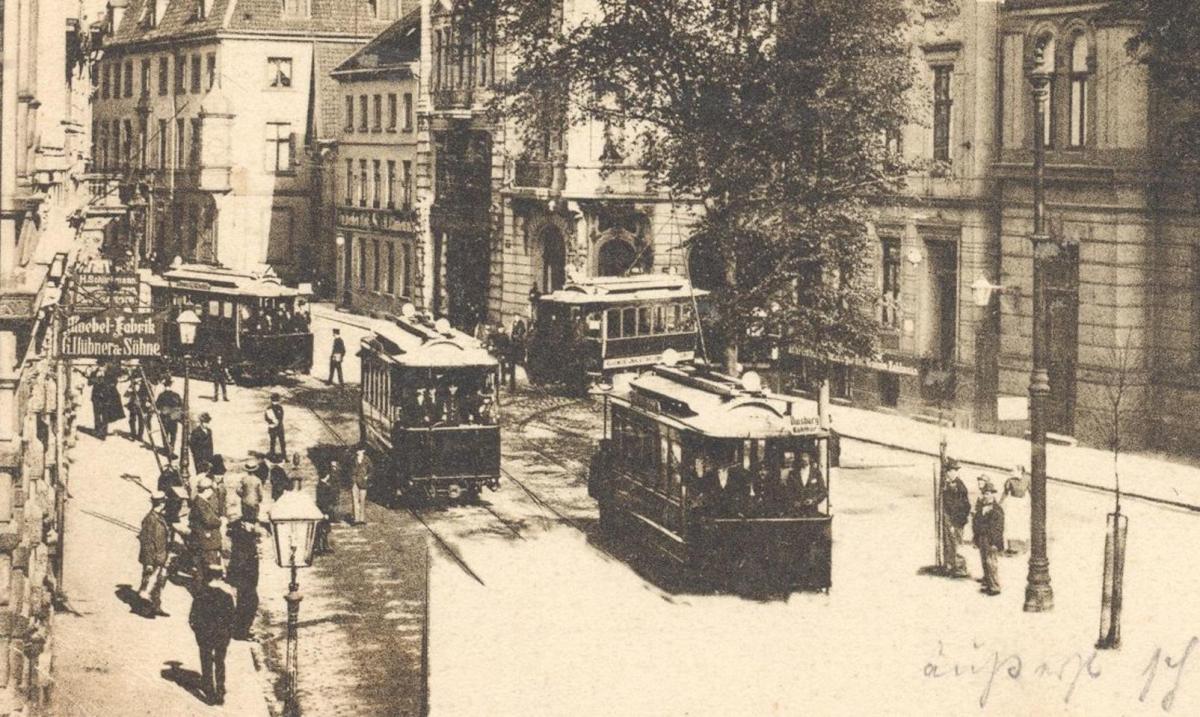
<box><xmin>137</xmin><ymin>491</ymin><xmax>171</xmax><ymax>616</ymax></box>
<box><xmin>189</xmin><ymin>477</ymin><xmax>224</xmax><ymax>576</ymax></box>
<box><xmin>226</xmin><ymin>518</ymin><xmax>261</xmax><ymax>641</ymax></box>
<box><xmin>156</xmin><ymin>378</ymin><xmax>183</xmax><ymax>459</ymax></box>
<box><xmin>268</xmin><ymin>458</ymin><xmax>290</xmax><ymax>502</ymax></box>
<box><xmin>511</xmin><ymin>318</ymin><xmax>528</xmax><ymax>377</ymax></box>
<box><xmin>207</xmin><ymin>455</ymin><xmax>230</xmax><ymax>516</ymax></box>
<box><xmin>489</xmin><ymin>325</ymin><xmax>512</xmax><ymax>390</ymax></box>
<box><xmin>972</xmin><ymin>477</ymin><xmax>1005</xmax><ymax>596</ymax></box>
<box><xmin>236</xmin><ymin>458</ymin><xmax>264</xmax><ymax>523</ymax></box>
<box><xmin>188</xmin><ymin>566</ymin><xmax>235</xmax><ymax>706</ymax></box>
<box><xmin>211</xmin><ymin>355</ymin><xmax>230</xmax><ymax>402</ymax></box>
<box><xmin>125</xmin><ymin>375</ymin><xmax>150</xmax><ymax>442</ymax></box>
<box><xmin>157</xmin><ymin>467</ymin><xmax>186</xmax><ymax>528</ymax></box>
<box><xmin>189</xmin><ymin>413</ymin><xmax>215</xmax><ymax>474</ymax></box>
<box><xmin>350</xmin><ymin>445</ymin><xmax>373</xmax><ymax>525</ymax></box>
<box><xmin>89</xmin><ymin>368</ymin><xmax>110</xmax><ymax>439</ymax></box>
<box><xmin>264</xmin><ymin>393</ymin><xmax>286</xmax><ymax>461</ymax></box>
<box><xmin>940</xmin><ymin>459</ymin><xmax>972</xmax><ymax>578</ymax></box>
<box><xmin>315</xmin><ymin>460</ymin><xmax>339</xmax><ymax>554</ymax></box>
<box><xmin>328</xmin><ymin>328</ymin><xmax>346</xmax><ymax>386</ymax></box>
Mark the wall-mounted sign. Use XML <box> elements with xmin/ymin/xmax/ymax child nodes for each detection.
<box><xmin>60</xmin><ymin>310</ymin><xmax>164</xmax><ymax>358</ymax></box>
<box><xmin>67</xmin><ymin>271</ymin><xmax>141</xmax><ymax>309</ymax></box>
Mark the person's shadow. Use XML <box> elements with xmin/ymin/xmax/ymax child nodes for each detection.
<box><xmin>114</xmin><ymin>584</ymin><xmax>156</xmax><ymax>619</ymax></box>
<box><xmin>160</xmin><ymin>660</ymin><xmax>208</xmax><ymax>704</ymax></box>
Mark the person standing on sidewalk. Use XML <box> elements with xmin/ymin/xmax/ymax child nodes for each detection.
<box><xmin>265</xmin><ymin>393</ymin><xmax>286</xmax><ymax>461</ymax></box>
<box><xmin>226</xmin><ymin>518</ymin><xmax>261</xmax><ymax>641</ymax></box>
<box><xmin>972</xmin><ymin>477</ymin><xmax>1005</xmax><ymax>596</ymax></box>
<box><xmin>188</xmin><ymin>566</ymin><xmax>236</xmax><ymax>706</ymax></box>
<box><xmin>189</xmin><ymin>413</ymin><xmax>215</xmax><ymax>475</ymax></box>
<box><xmin>137</xmin><ymin>492</ymin><xmax>171</xmax><ymax>616</ymax></box>
<box><xmin>328</xmin><ymin>328</ymin><xmax>346</xmax><ymax>386</ymax></box>
<box><xmin>211</xmin><ymin>355</ymin><xmax>230</xmax><ymax>402</ymax></box>
<box><xmin>125</xmin><ymin>374</ymin><xmax>150</xmax><ymax>442</ymax></box>
<box><xmin>315</xmin><ymin>460</ymin><xmax>340</xmax><ymax>554</ymax></box>
<box><xmin>156</xmin><ymin>378</ymin><xmax>183</xmax><ymax>459</ymax></box>
<box><xmin>940</xmin><ymin>460</ymin><xmax>971</xmax><ymax>578</ymax></box>
<box><xmin>350</xmin><ymin>445</ymin><xmax>372</xmax><ymax>525</ymax></box>
<box><xmin>189</xmin><ymin>478</ymin><xmax>224</xmax><ymax>576</ymax></box>
<box><xmin>236</xmin><ymin>459</ymin><xmax>264</xmax><ymax>523</ymax></box>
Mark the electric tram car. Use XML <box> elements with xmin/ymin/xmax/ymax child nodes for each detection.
<box><xmin>589</xmin><ymin>359</ymin><xmax>834</xmax><ymax>592</ymax></box>
<box><xmin>359</xmin><ymin>309</ymin><xmax>501</xmax><ymax>503</ymax></box>
<box><xmin>526</xmin><ymin>274</ymin><xmax>708</xmax><ymax>390</ymax></box>
<box><xmin>144</xmin><ymin>263</ymin><xmax>314</xmax><ymax>381</ymax></box>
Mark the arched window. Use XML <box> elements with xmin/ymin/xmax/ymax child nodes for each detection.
<box><xmin>1069</xmin><ymin>34</ymin><xmax>1089</xmax><ymax>147</ymax></box>
<box><xmin>1038</xmin><ymin>36</ymin><xmax>1056</xmax><ymax>148</ymax></box>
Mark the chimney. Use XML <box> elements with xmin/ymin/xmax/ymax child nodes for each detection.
<box><xmin>107</xmin><ymin>0</ymin><xmax>128</xmax><ymax>33</ymax></box>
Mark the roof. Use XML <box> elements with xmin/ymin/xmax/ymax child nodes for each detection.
<box><xmin>365</xmin><ymin>313</ymin><xmax>498</xmax><ymax>369</ymax></box>
<box><xmin>142</xmin><ymin>263</ymin><xmax>311</xmax><ymax>298</ymax></box>
<box><xmin>106</xmin><ymin>0</ymin><xmax>397</xmax><ymax>48</ymax></box>
<box><xmin>331</xmin><ymin>8</ymin><xmax>420</xmax><ymax>79</ymax></box>
<box><xmin>608</xmin><ymin>365</ymin><xmax>824</xmax><ymax>439</ymax></box>
<box><xmin>539</xmin><ymin>274</ymin><xmax>708</xmax><ymax>306</ymax></box>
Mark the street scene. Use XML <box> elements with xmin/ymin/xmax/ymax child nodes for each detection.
<box><xmin>3</xmin><ymin>0</ymin><xmax>1200</xmax><ymax>716</ymax></box>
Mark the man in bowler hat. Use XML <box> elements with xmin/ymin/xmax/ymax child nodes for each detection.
<box><xmin>972</xmin><ymin>477</ymin><xmax>1005</xmax><ymax>596</ymax></box>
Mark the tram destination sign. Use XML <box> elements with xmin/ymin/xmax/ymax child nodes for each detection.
<box><xmin>60</xmin><ymin>310</ymin><xmax>164</xmax><ymax>358</ymax></box>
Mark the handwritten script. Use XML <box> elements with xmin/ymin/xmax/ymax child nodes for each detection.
<box><xmin>923</xmin><ymin>636</ymin><xmax>1197</xmax><ymax>711</ymax></box>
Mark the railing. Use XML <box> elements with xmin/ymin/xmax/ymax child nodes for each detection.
<box><xmin>432</xmin><ymin>86</ymin><xmax>474</xmax><ymax>111</ymax></box>
<box><xmin>82</xmin><ymin>173</ymin><xmax>126</xmax><ymax>209</ymax></box>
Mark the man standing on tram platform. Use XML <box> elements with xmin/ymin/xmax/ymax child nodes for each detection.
<box><xmin>795</xmin><ymin>451</ymin><xmax>826</xmax><ymax>515</ymax></box>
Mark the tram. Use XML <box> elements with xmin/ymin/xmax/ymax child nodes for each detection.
<box><xmin>589</xmin><ymin>358</ymin><xmax>833</xmax><ymax>592</ymax></box>
<box><xmin>144</xmin><ymin>263</ymin><xmax>314</xmax><ymax>381</ymax></box>
<box><xmin>526</xmin><ymin>274</ymin><xmax>707</xmax><ymax>390</ymax></box>
<box><xmin>359</xmin><ymin>307</ymin><xmax>501</xmax><ymax>503</ymax></box>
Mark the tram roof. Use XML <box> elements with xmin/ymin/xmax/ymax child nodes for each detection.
<box><xmin>365</xmin><ymin>314</ymin><xmax>497</xmax><ymax>369</ymax></box>
<box><xmin>142</xmin><ymin>264</ymin><xmax>311</xmax><ymax>299</ymax></box>
<box><xmin>609</xmin><ymin>365</ymin><xmax>823</xmax><ymax>439</ymax></box>
<box><xmin>539</xmin><ymin>274</ymin><xmax>708</xmax><ymax>305</ymax></box>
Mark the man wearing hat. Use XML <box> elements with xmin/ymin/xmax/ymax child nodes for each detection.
<box><xmin>972</xmin><ymin>476</ymin><xmax>1005</xmax><ymax>596</ymax></box>
<box><xmin>236</xmin><ymin>458</ymin><xmax>264</xmax><ymax>523</ymax></box>
<box><xmin>328</xmin><ymin>328</ymin><xmax>346</xmax><ymax>386</ymax></box>
<box><xmin>190</xmin><ymin>413</ymin><xmax>215</xmax><ymax>474</ymax></box>
<box><xmin>940</xmin><ymin>459</ymin><xmax>972</xmax><ymax>577</ymax></box>
<box><xmin>265</xmin><ymin>393</ymin><xmax>286</xmax><ymax>461</ymax></box>
<box><xmin>137</xmin><ymin>491</ymin><xmax>171</xmax><ymax>615</ymax></box>
<box><xmin>155</xmin><ymin>378</ymin><xmax>183</xmax><ymax>459</ymax></box>
<box><xmin>189</xmin><ymin>477</ymin><xmax>224</xmax><ymax>577</ymax></box>
<box><xmin>188</xmin><ymin>565</ymin><xmax>236</xmax><ymax>705</ymax></box>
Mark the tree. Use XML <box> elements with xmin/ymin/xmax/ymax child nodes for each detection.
<box><xmin>1110</xmin><ymin>0</ymin><xmax>1200</xmax><ymax>203</ymax></box>
<box><xmin>468</xmin><ymin>0</ymin><xmax>924</xmax><ymax>372</ymax></box>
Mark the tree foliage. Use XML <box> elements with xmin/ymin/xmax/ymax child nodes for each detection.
<box><xmin>466</xmin><ymin>0</ymin><xmax>922</xmax><ymax>367</ymax></box>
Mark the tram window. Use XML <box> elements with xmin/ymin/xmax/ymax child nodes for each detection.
<box><xmin>668</xmin><ymin>441</ymin><xmax>683</xmax><ymax>495</ymax></box>
<box><xmin>606</xmin><ymin>309</ymin><xmax>621</xmax><ymax>339</ymax></box>
<box><xmin>658</xmin><ymin>436</ymin><xmax>670</xmax><ymax>493</ymax></box>
<box><xmin>653</xmin><ymin>306</ymin><xmax>666</xmax><ymax>333</ymax></box>
<box><xmin>665</xmin><ymin>305</ymin><xmax>679</xmax><ymax>333</ymax></box>
<box><xmin>622</xmin><ymin>308</ymin><xmax>636</xmax><ymax>337</ymax></box>
<box><xmin>585</xmin><ymin>312</ymin><xmax>601</xmax><ymax>338</ymax></box>
<box><xmin>637</xmin><ymin>307</ymin><xmax>651</xmax><ymax>335</ymax></box>
<box><xmin>680</xmin><ymin>304</ymin><xmax>696</xmax><ymax>331</ymax></box>
<box><xmin>208</xmin><ymin>299</ymin><xmax>220</xmax><ymax>316</ymax></box>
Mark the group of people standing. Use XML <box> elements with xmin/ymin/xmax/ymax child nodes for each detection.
<box><xmin>484</xmin><ymin>320</ymin><xmax>528</xmax><ymax>391</ymax></box>
<box><xmin>939</xmin><ymin>458</ymin><xmax>1008</xmax><ymax>596</ymax></box>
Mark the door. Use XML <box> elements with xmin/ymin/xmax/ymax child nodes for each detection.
<box><xmin>1045</xmin><ymin>243</ymin><xmax>1079</xmax><ymax>434</ymax></box>
<box><xmin>342</xmin><ymin>233</ymin><xmax>354</xmax><ymax>305</ymax></box>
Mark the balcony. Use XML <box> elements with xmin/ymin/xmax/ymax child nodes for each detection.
<box><xmin>336</xmin><ymin>205</ymin><xmax>420</xmax><ymax>234</ymax></box>
<box><xmin>81</xmin><ymin>173</ymin><xmax>127</xmax><ymax>212</ymax></box>
<box><xmin>432</xmin><ymin>86</ymin><xmax>474</xmax><ymax>112</ymax></box>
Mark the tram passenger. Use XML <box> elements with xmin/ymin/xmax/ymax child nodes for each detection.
<box><xmin>795</xmin><ymin>451</ymin><xmax>827</xmax><ymax>515</ymax></box>
<box><xmin>718</xmin><ymin>462</ymin><xmax>754</xmax><ymax>517</ymax></box>
<box><xmin>686</xmin><ymin>456</ymin><xmax>721</xmax><ymax>515</ymax></box>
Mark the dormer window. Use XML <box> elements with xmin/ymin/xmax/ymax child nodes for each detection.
<box><xmin>144</xmin><ymin>0</ymin><xmax>162</xmax><ymax>28</ymax></box>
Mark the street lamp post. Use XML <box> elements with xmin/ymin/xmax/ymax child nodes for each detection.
<box><xmin>176</xmin><ymin>308</ymin><xmax>201</xmax><ymax>483</ymax></box>
<box><xmin>268</xmin><ymin>490</ymin><xmax>324</xmax><ymax>717</ymax></box>
<box><xmin>1025</xmin><ymin>37</ymin><xmax>1056</xmax><ymax>613</ymax></box>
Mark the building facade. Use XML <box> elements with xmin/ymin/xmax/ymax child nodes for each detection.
<box><xmin>90</xmin><ymin>0</ymin><xmax>399</xmax><ymax>283</ymax></box>
<box><xmin>330</xmin><ymin>11</ymin><xmax>424</xmax><ymax>315</ymax></box>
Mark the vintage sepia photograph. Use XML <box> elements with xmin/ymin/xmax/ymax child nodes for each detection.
<box><xmin>0</xmin><ymin>0</ymin><xmax>1195</xmax><ymax>714</ymax></box>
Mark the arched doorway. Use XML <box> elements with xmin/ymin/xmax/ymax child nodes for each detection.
<box><xmin>538</xmin><ymin>226</ymin><xmax>567</xmax><ymax>293</ymax></box>
<box><xmin>597</xmin><ymin>239</ymin><xmax>638</xmax><ymax>277</ymax></box>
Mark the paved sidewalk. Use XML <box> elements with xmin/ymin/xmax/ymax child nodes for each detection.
<box><xmin>53</xmin><ymin>410</ymin><xmax>272</xmax><ymax>716</ymax></box>
<box><xmin>829</xmin><ymin>402</ymin><xmax>1200</xmax><ymax>511</ymax></box>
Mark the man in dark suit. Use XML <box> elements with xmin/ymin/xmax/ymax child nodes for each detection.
<box><xmin>972</xmin><ymin>478</ymin><xmax>1005</xmax><ymax>596</ymax></box>
<box><xmin>328</xmin><ymin>328</ymin><xmax>346</xmax><ymax>386</ymax></box>
<box><xmin>125</xmin><ymin>375</ymin><xmax>151</xmax><ymax>442</ymax></box>
<box><xmin>211</xmin><ymin>355</ymin><xmax>230</xmax><ymax>402</ymax></box>
<box><xmin>155</xmin><ymin>378</ymin><xmax>183</xmax><ymax>458</ymax></box>
<box><xmin>137</xmin><ymin>491</ymin><xmax>171</xmax><ymax>615</ymax></box>
<box><xmin>265</xmin><ymin>393</ymin><xmax>286</xmax><ymax>460</ymax></box>
<box><xmin>940</xmin><ymin>459</ymin><xmax>972</xmax><ymax>577</ymax></box>
<box><xmin>794</xmin><ymin>452</ymin><xmax>826</xmax><ymax>515</ymax></box>
<box><xmin>226</xmin><ymin>518</ymin><xmax>261</xmax><ymax>641</ymax></box>
<box><xmin>189</xmin><ymin>413</ymin><xmax>215</xmax><ymax>474</ymax></box>
<box><xmin>189</xmin><ymin>478</ymin><xmax>224</xmax><ymax>577</ymax></box>
<box><xmin>188</xmin><ymin>566</ymin><xmax>235</xmax><ymax>705</ymax></box>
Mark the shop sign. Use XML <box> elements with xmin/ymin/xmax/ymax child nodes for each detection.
<box><xmin>67</xmin><ymin>271</ymin><xmax>141</xmax><ymax>309</ymax></box>
<box><xmin>60</xmin><ymin>310</ymin><xmax>164</xmax><ymax>358</ymax></box>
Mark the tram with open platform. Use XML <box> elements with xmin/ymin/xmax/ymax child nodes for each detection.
<box><xmin>359</xmin><ymin>308</ymin><xmax>501</xmax><ymax>503</ymax></box>
<box><xmin>589</xmin><ymin>358</ymin><xmax>833</xmax><ymax>592</ymax></box>
<box><xmin>527</xmin><ymin>274</ymin><xmax>707</xmax><ymax>390</ymax></box>
<box><xmin>144</xmin><ymin>263</ymin><xmax>314</xmax><ymax>381</ymax></box>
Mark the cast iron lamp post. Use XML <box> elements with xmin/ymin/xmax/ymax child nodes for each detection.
<box><xmin>1025</xmin><ymin>36</ymin><xmax>1056</xmax><ymax>613</ymax></box>
<box><xmin>268</xmin><ymin>490</ymin><xmax>324</xmax><ymax>717</ymax></box>
<box><xmin>176</xmin><ymin>308</ymin><xmax>201</xmax><ymax>483</ymax></box>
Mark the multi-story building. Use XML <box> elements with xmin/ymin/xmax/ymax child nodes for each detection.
<box><xmin>329</xmin><ymin>10</ymin><xmax>423</xmax><ymax>314</ymax></box>
<box><xmin>418</xmin><ymin>0</ymin><xmax>700</xmax><ymax>331</ymax></box>
<box><xmin>91</xmin><ymin>0</ymin><xmax>401</xmax><ymax>283</ymax></box>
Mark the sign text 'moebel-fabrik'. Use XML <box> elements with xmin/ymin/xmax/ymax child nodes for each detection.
<box><xmin>60</xmin><ymin>312</ymin><xmax>163</xmax><ymax>358</ymax></box>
